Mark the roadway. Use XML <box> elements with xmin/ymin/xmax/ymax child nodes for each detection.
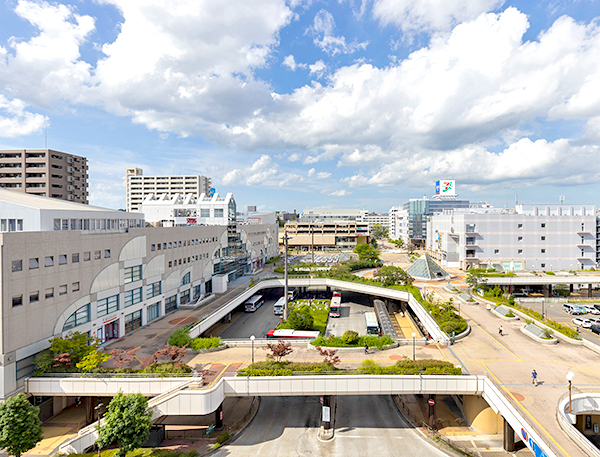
<box><xmin>214</xmin><ymin>396</ymin><xmax>449</xmax><ymax>457</ymax></box>
<box><xmin>325</xmin><ymin>291</ymin><xmax>372</xmax><ymax>337</ymax></box>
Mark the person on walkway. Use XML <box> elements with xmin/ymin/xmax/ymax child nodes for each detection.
<box><xmin>499</xmin><ymin>325</ymin><xmax>503</xmax><ymax>336</ymax></box>
<box><xmin>532</xmin><ymin>369</ymin><xmax>538</xmax><ymax>386</ymax></box>
<box><xmin>364</xmin><ymin>343</ymin><xmax>368</xmax><ymax>354</ymax></box>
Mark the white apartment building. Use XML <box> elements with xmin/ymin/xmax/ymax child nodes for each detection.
<box><xmin>300</xmin><ymin>208</ymin><xmax>368</xmax><ymax>221</ymax></box>
<box><xmin>0</xmin><ymin>191</ymin><xmax>276</xmax><ymax>400</ymax></box>
<box><xmin>426</xmin><ymin>205</ymin><xmax>598</xmax><ymax>271</ymax></box>
<box><xmin>141</xmin><ymin>192</ymin><xmax>235</xmax><ymax>227</ymax></box>
<box><xmin>362</xmin><ymin>213</ymin><xmax>390</xmax><ymax>232</ymax></box>
<box><xmin>126</xmin><ymin>168</ymin><xmax>211</xmax><ymax>212</ymax></box>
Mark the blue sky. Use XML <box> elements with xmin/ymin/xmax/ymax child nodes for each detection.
<box><xmin>1</xmin><ymin>0</ymin><xmax>600</xmax><ymax>213</ymax></box>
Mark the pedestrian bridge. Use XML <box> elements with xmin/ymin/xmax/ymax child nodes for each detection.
<box><xmin>187</xmin><ymin>277</ymin><xmax>449</xmax><ymax>344</ymax></box>
<box><xmin>52</xmin><ymin>374</ymin><xmax>558</xmax><ymax>457</ymax></box>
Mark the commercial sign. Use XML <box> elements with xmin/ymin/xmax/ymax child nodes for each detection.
<box><xmin>435</xmin><ymin>180</ymin><xmax>456</xmax><ymax>196</ymax></box>
<box><xmin>521</xmin><ymin>428</ymin><xmax>548</xmax><ymax>457</ymax></box>
<box><xmin>322</xmin><ymin>406</ymin><xmax>330</xmax><ymax>422</ymax></box>
<box><xmin>186</xmin><ymin>218</ymin><xmax>197</xmax><ymax>224</ymax></box>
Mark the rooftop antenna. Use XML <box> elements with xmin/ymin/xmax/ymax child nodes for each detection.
<box><xmin>44</xmin><ymin>130</ymin><xmax>47</xmax><ymax>149</ymax></box>
<box><xmin>559</xmin><ymin>195</ymin><xmax>565</xmax><ymax>205</ymax></box>
<box><xmin>515</xmin><ymin>194</ymin><xmax>518</xmax><ymax>206</ymax></box>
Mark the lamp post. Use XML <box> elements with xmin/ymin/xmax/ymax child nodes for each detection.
<box><xmin>412</xmin><ymin>332</ymin><xmax>417</xmax><ymax>361</ymax></box>
<box><xmin>250</xmin><ymin>335</ymin><xmax>255</xmax><ymax>365</ymax></box>
<box><xmin>94</xmin><ymin>402</ymin><xmax>104</xmax><ymax>457</ymax></box>
<box><xmin>566</xmin><ymin>372</ymin><xmax>574</xmax><ymax>413</ymax></box>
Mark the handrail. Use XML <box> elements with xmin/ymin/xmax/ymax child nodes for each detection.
<box><xmin>32</xmin><ymin>372</ymin><xmax>194</xmax><ymax>378</ymax></box>
<box><xmin>556</xmin><ymin>391</ymin><xmax>600</xmax><ymax>457</ymax></box>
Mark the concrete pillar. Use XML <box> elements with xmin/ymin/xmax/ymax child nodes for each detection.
<box><xmin>503</xmin><ymin>418</ymin><xmax>516</xmax><ymax>452</ymax></box>
<box><xmin>215</xmin><ymin>403</ymin><xmax>223</xmax><ymax>429</ymax></box>
<box><xmin>570</xmin><ymin>284</ymin><xmax>574</xmax><ymax>293</ymax></box>
<box><xmin>589</xmin><ymin>284</ymin><xmax>593</xmax><ymax>298</ymax></box>
<box><xmin>84</xmin><ymin>397</ymin><xmax>94</xmax><ymax>425</ymax></box>
<box><xmin>508</xmin><ymin>284</ymin><xmax>513</xmax><ymax>294</ymax></box>
<box><xmin>323</xmin><ymin>395</ymin><xmax>331</xmax><ymax>430</ymax></box>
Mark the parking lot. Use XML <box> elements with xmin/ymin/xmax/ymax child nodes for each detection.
<box><xmin>325</xmin><ymin>291</ymin><xmax>372</xmax><ymax>337</ymax></box>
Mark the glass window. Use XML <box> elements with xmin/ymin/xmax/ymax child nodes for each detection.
<box><xmin>84</xmin><ymin>251</ymin><xmax>91</xmax><ymax>261</ymax></box>
<box><xmin>168</xmin><ymin>261</ymin><xmax>172</xmax><ymax>267</ymax></box>
<box><xmin>151</xmin><ymin>244</ymin><xmax>156</xmax><ymax>251</ymax></box>
<box><xmin>45</xmin><ymin>256</ymin><xmax>54</xmax><ymax>267</ymax></box>
<box><xmin>124</xmin><ymin>265</ymin><xmax>142</xmax><ymax>283</ymax></box>
<box><xmin>146</xmin><ymin>281</ymin><xmax>162</xmax><ymax>299</ymax></box>
<box><xmin>97</xmin><ymin>295</ymin><xmax>119</xmax><ymax>317</ymax></box>
<box><xmin>12</xmin><ymin>295</ymin><xmax>22</xmax><ymax>307</ymax></box>
<box><xmin>168</xmin><ymin>242</ymin><xmax>172</xmax><ymax>249</ymax></box>
<box><xmin>45</xmin><ymin>287</ymin><xmax>54</xmax><ymax>299</ymax></box>
<box><xmin>541</xmin><ymin>236</ymin><xmax>546</xmax><ymax>241</ymax></box>
<box><xmin>163</xmin><ymin>243</ymin><xmax>167</xmax><ymax>249</ymax></box>
<box><xmin>541</xmin><ymin>223</ymin><xmax>546</xmax><ymax>228</ymax></box>
<box><xmin>104</xmin><ymin>249</ymin><xmax>111</xmax><ymax>258</ymax></box>
<box><xmin>16</xmin><ymin>355</ymin><xmax>35</xmax><ymax>380</ymax></box>
<box><xmin>12</xmin><ymin>260</ymin><xmax>22</xmax><ymax>272</ymax></box>
<box><xmin>180</xmin><ymin>272</ymin><xmax>191</xmax><ymax>286</ymax></box>
<box><xmin>200</xmin><ymin>208</ymin><xmax>210</xmax><ymax>217</ymax></box>
<box><xmin>194</xmin><ymin>284</ymin><xmax>202</xmax><ymax>299</ymax></box>
<box><xmin>59</xmin><ymin>254</ymin><xmax>67</xmax><ymax>265</ymax></box>
<box><xmin>125</xmin><ymin>310</ymin><xmax>142</xmax><ymax>334</ymax></box>
<box><xmin>180</xmin><ymin>289</ymin><xmax>190</xmax><ymax>305</ymax></box>
<box><xmin>178</xmin><ymin>241</ymin><xmax>182</xmax><ymax>247</ymax></box>
<box><xmin>72</xmin><ymin>253</ymin><xmax>79</xmax><ymax>263</ymax></box>
<box><xmin>59</xmin><ymin>284</ymin><xmax>67</xmax><ymax>295</ymax></box>
<box><xmin>541</xmin><ymin>249</ymin><xmax>546</xmax><ymax>254</ymax></box>
<box><xmin>124</xmin><ymin>287</ymin><xmax>142</xmax><ymax>307</ymax></box>
<box><xmin>147</xmin><ymin>303</ymin><xmax>160</xmax><ymax>322</ymax></box>
<box><xmin>29</xmin><ymin>291</ymin><xmax>39</xmax><ymax>303</ymax></box>
<box><xmin>165</xmin><ymin>295</ymin><xmax>177</xmax><ymax>313</ymax></box>
<box><xmin>54</xmin><ymin>219</ymin><xmax>61</xmax><ymax>231</ymax></box>
<box><xmin>94</xmin><ymin>250</ymin><xmax>101</xmax><ymax>260</ymax></box>
<box><xmin>29</xmin><ymin>258</ymin><xmax>39</xmax><ymax>269</ymax></box>
<box><xmin>72</xmin><ymin>282</ymin><xmax>80</xmax><ymax>292</ymax></box>
<box><xmin>157</xmin><ymin>244</ymin><xmax>161</xmax><ymax>251</ymax></box>
<box><xmin>63</xmin><ymin>304</ymin><xmax>90</xmax><ymax>331</ymax></box>
<box><xmin>214</xmin><ymin>208</ymin><xmax>224</xmax><ymax>217</ymax></box>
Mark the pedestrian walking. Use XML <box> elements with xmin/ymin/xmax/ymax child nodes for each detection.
<box><xmin>532</xmin><ymin>369</ymin><xmax>538</xmax><ymax>386</ymax></box>
<box><xmin>499</xmin><ymin>325</ymin><xmax>503</xmax><ymax>336</ymax></box>
<box><xmin>364</xmin><ymin>343</ymin><xmax>368</xmax><ymax>354</ymax></box>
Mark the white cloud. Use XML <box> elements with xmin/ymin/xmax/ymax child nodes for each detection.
<box><xmin>288</xmin><ymin>152</ymin><xmax>301</xmax><ymax>161</ymax></box>
<box><xmin>329</xmin><ymin>189</ymin><xmax>352</xmax><ymax>196</ymax></box>
<box><xmin>278</xmin><ymin>173</ymin><xmax>304</xmax><ymax>187</ymax></box>
<box><xmin>316</xmin><ymin>171</ymin><xmax>331</xmax><ymax>179</ymax></box>
<box><xmin>307</xmin><ymin>167</ymin><xmax>316</xmax><ymax>177</ymax></box>
<box><xmin>373</xmin><ymin>0</ymin><xmax>504</xmax><ymax>34</ymax></box>
<box><xmin>0</xmin><ymin>95</ymin><xmax>48</xmax><ymax>138</ymax></box>
<box><xmin>282</xmin><ymin>55</ymin><xmax>306</xmax><ymax>71</ymax></box>
<box><xmin>307</xmin><ymin>9</ymin><xmax>368</xmax><ymax>56</ymax></box>
<box><xmin>309</xmin><ymin>60</ymin><xmax>327</xmax><ymax>77</ymax></box>
<box><xmin>222</xmin><ymin>154</ymin><xmax>279</xmax><ymax>186</ymax></box>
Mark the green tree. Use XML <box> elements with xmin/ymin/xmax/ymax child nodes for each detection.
<box><xmin>50</xmin><ymin>331</ymin><xmax>101</xmax><ymax>365</ymax></box>
<box><xmin>287</xmin><ymin>306</ymin><xmax>315</xmax><ymax>330</ymax></box>
<box><xmin>96</xmin><ymin>391</ymin><xmax>152</xmax><ymax>457</ymax></box>
<box><xmin>389</xmin><ymin>238</ymin><xmax>404</xmax><ymax>249</ymax></box>
<box><xmin>374</xmin><ymin>266</ymin><xmax>413</xmax><ymax>286</ymax></box>
<box><xmin>370</xmin><ymin>224</ymin><xmax>388</xmax><ymax>239</ymax></box>
<box><xmin>0</xmin><ymin>393</ymin><xmax>43</xmax><ymax>457</ymax></box>
<box><xmin>354</xmin><ymin>244</ymin><xmax>380</xmax><ymax>262</ymax></box>
<box><xmin>465</xmin><ymin>271</ymin><xmax>488</xmax><ymax>291</ymax></box>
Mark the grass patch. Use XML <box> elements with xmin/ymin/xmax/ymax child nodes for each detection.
<box><xmin>168</xmin><ymin>328</ymin><xmax>223</xmax><ymax>351</ymax></box>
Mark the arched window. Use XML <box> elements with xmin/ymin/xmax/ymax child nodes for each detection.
<box><xmin>63</xmin><ymin>304</ymin><xmax>90</xmax><ymax>331</ymax></box>
<box><xmin>180</xmin><ymin>272</ymin><xmax>191</xmax><ymax>286</ymax></box>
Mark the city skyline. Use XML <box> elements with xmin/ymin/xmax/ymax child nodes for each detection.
<box><xmin>1</xmin><ymin>0</ymin><xmax>599</xmax><ymax>212</ymax></box>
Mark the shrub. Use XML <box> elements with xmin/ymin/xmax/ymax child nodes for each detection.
<box><xmin>167</xmin><ymin>329</ymin><xmax>192</xmax><ymax>348</ymax></box>
<box><xmin>287</xmin><ymin>306</ymin><xmax>314</xmax><ymax>330</ymax></box>
<box><xmin>216</xmin><ymin>432</ymin><xmax>230</xmax><ymax>445</ymax></box>
<box><xmin>142</xmin><ymin>362</ymin><xmax>192</xmax><ymax>373</ymax></box>
<box><xmin>342</xmin><ymin>330</ymin><xmax>359</xmax><ymax>345</ymax></box>
<box><xmin>189</xmin><ymin>337</ymin><xmax>222</xmax><ymax>351</ymax></box>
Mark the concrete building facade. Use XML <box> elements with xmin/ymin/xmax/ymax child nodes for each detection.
<box><xmin>126</xmin><ymin>168</ymin><xmax>212</xmax><ymax>212</ymax></box>
<box><xmin>0</xmin><ymin>149</ymin><xmax>88</xmax><ymax>203</ymax></box>
<box><xmin>284</xmin><ymin>221</ymin><xmax>369</xmax><ymax>250</ymax></box>
<box><xmin>426</xmin><ymin>205</ymin><xmax>598</xmax><ymax>271</ymax></box>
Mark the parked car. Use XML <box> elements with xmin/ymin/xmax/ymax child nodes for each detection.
<box><xmin>583</xmin><ymin>305</ymin><xmax>600</xmax><ymax>315</ymax></box>
<box><xmin>572</xmin><ymin>317</ymin><xmax>592</xmax><ymax>328</ymax></box>
<box><xmin>591</xmin><ymin>324</ymin><xmax>600</xmax><ymax>335</ymax></box>
<box><xmin>512</xmin><ymin>291</ymin><xmax>528</xmax><ymax>297</ymax></box>
<box><xmin>588</xmin><ymin>317</ymin><xmax>600</xmax><ymax>325</ymax></box>
<box><xmin>564</xmin><ymin>303</ymin><xmax>584</xmax><ymax>315</ymax></box>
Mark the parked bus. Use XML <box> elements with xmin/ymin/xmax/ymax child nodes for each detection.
<box><xmin>365</xmin><ymin>312</ymin><xmax>380</xmax><ymax>335</ymax></box>
<box><xmin>273</xmin><ymin>296</ymin><xmax>285</xmax><ymax>315</ymax></box>
<box><xmin>244</xmin><ymin>294</ymin><xmax>264</xmax><ymax>312</ymax></box>
<box><xmin>288</xmin><ymin>288</ymin><xmax>299</xmax><ymax>301</ymax></box>
<box><xmin>330</xmin><ymin>296</ymin><xmax>341</xmax><ymax>318</ymax></box>
<box><xmin>266</xmin><ymin>329</ymin><xmax>320</xmax><ymax>339</ymax></box>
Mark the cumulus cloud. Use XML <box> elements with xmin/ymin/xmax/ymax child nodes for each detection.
<box><xmin>309</xmin><ymin>59</ymin><xmax>327</xmax><ymax>77</ymax></box>
<box><xmin>307</xmin><ymin>167</ymin><xmax>316</xmax><ymax>177</ymax></box>
<box><xmin>307</xmin><ymin>9</ymin><xmax>368</xmax><ymax>56</ymax></box>
<box><xmin>222</xmin><ymin>154</ymin><xmax>279</xmax><ymax>186</ymax></box>
<box><xmin>282</xmin><ymin>55</ymin><xmax>306</xmax><ymax>71</ymax></box>
<box><xmin>329</xmin><ymin>189</ymin><xmax>352</xmax><ymax>196</ymax></box>
<box><xmin>288</xmin><ymin>152</ymin><xmax>301</xmax><ymax>161</ymax></box>
<box><xmin>0</xmin><ymin>95</ymin><xmax>48</xmax><ymax>138</ymax></box>
<box><xmin>316</xmin><ymin>171</ymin><xmax>331</xmax><ymax>179</ymax></box>
<box><xmin>278</xmin><ymin>173</ymin><xmax>304</xmax><ymax>187</ymax></box>
<box><xmin>373</xmin><ymin>0</ymin><xmax>504</xmax><ymax>34</ymax></box>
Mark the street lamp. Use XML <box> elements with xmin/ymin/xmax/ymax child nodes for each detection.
<box><xmin>566</xmin><ymin>372</ymin><xmax>574</xmax><ymax>413</ymax></box>
<box><xmin>250</xmin><ymin>335</ymin><xmax>255</xmax><ymax>365</ymax></box>
<box><xmin>412</xmin><ymin>332</ymin><xmax>417</xmax><ymax>361</ymax></box>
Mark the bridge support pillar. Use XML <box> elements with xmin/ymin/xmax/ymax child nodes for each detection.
<box><xmin>570</xmin><ymin>284</ymin><xmax>574</xmax><ymax>293</ymax></box>
<box><xmin>589</xmin><ymin>284</ymin><xmax>593</xmax><ymax>298</ymax></box>
<box><xmin>84</xmin><ymin>397</ymin><xmax>94</xmax><ymax>425</ymax></box>
<box><xmin>503</xmin><ymin>418</ymin><xmax>516</xmax><ymax>452</ymax></box>
<box><xmin>543</xmin><ymin>285</ymin><xmax>552</xmax><ymax>298</ymax></box>
<box><xmin>323</xmin><ymin>395</ymin><xmax>331</xmax><ymax>430</ymax></box>
<box><xmin>215</xmin><ymin>403</ymin><xmax>223</xmax><ymax>429</ymax></box>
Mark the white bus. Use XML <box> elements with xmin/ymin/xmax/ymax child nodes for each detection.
<box><xmin>365</xmin><ymin>312</ymin><xmax>380</xmax><ymax>335</ymax></box>
<box><xmin>273</xmin><ymin>297</ymin><xmax>285</xmax><ymax>315</ymax></box>
<box><xmin>244</xmin><ymin>294</ymin><xmax>264</xmax><ymax>312</ymax></box>
<box><xmin>266</xmin><ymin>329</ymin><xmax>320</xmax><ymax>339</ymax></box>
<box><xmin>287</xmin><ymin>288</ymin><xmax>298</xmax><ymax>300</ymax></box>
<box><xmin>329</xmin><ymin>296</ymin><xmax>341</xmax><ymax>318</ymax></box>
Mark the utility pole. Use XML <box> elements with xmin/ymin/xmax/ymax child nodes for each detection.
<box><xmin>284</xmin><ymin>229</ymin><xmax>289</xmax><ymax>320</ymax></box>
<box><xmin>311</xmin><ymin>225</ymin><xmax>315</xmax><ymax>264</ymax></box>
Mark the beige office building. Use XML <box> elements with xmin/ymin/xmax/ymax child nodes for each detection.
<box><xmin>126</xmin><ymin>168</ymin><xmax>212</xmax><ymax>212</ymax></box>
<box><xmin>284</xmin><ymin>221</ymin><xmax>369</xmax><ymax>250</ymax></box>
<box><xmin>0</xmin><ymin>149</ymin><xmax>88</xmax><ymax>203</ymax></box>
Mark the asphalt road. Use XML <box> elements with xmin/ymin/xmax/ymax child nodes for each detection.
<box><xmin>325</xmin><ymin>291</ymin><xmax>372</xmax><ymax>337</ymax></box>
<box><xmin>518</xmin><ymin>299</ymin><xmax>600</xmax><ymax>345</ymax></box>
<box><xmin>218</xmin><ymin>288</ymin><xmax>284</xmax><ymax>339</ymax></box>
<box><xmin>215</xmin><ymin>395</ymin><xmax>449</xmax><ymax>457</ymax></box>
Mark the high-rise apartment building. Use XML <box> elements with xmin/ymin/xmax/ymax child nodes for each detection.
<box><xmin>126</xmin><ymin>168</ymin><xmax>212</xmax><ymax>212</ymax></box>
<box><xmin>0</xmin><ymin>149</ymin><xmax>88</xmax><ymax>203</ymax></box>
